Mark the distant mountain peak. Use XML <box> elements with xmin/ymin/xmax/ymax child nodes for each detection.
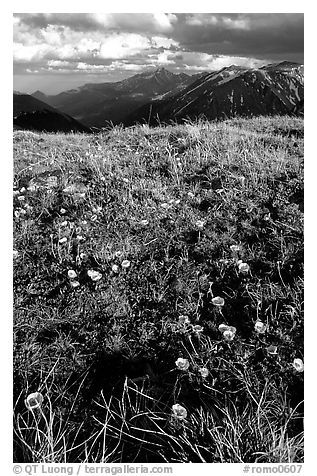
<box><xmin>32</xmin><ymin>90</ymin><xmax>48</xmax><ymax>101</ymax></box>
<box><xmin>219</xmin><ymin>65</ymin><xmax>248</xmax><ymax>72</ymax></box>
<box><xmin>277</xmin><ymin>60</ymin><xmax>301</xmax><ymax>66</ymax></box>
<box><xmin>154</xmin><ymin>67</ymin><xmax>190</xmax><ymax>77</ymax></box>
<box><xmin>138</xmin><ymin>67</ymin><xmax>188</xmax><ymax>79</ymax></box>
<box><xmin>262</xmin><ymin>61</ymin><xmax>303</xmax><ymax>71</ymax></box>
<box><xmin>154</xmin><ymin>66</ymin><xmax>168</xmax><ymax>72</ymax></box>
<box><xmin>139</xmin><ymin>67</ymin><xmax>173</xmax><ymax>76</ymax></box>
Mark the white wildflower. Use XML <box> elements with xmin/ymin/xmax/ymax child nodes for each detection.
<box><xmin>112</xmin><ymin>264</ymin><xmax>119</xmax><ymax>273</ymax></box>
<box><xmin>87</xmin><ymin>270</ymin><xmax>102</xmax><ymax>281</ymax></box>
<box><xmin>178</xmin><ymin>315</ymin><xmax>190</xmax><ymax>325</ymax></box>
<box><xmin>218</xmin><ymin>323</ymin><xmax>231</xmax><ymax>333</ymax></box>
<box><xmin>238</xmin><ymin>262</ymin><xmax>250</xmax><ymax>275</ymax></box>
<box><xmin>223</xmin><ymin>328</ymin><xmax>236</xmax><ymax>341</ymax></box>
<box><xmin>25</xmin><ymin>392</ymin><xmax>44</xmax><ymax>411</ymax></box>
<box><xmin>121</xmin><ymin>260</ymin><xmax>131</xmax><ymax>269</ymax></box>
<box><xmin>254</xmin><ymin>320</ymin><xmax>267</xmax><ymax>334</ymax></box>
<box><xmin>267</xmin><ymin>345</ymin><xmax>278</xmax><ymax>355</ymax></box>
<box><xmin>212</xmin><ymin>296</ymin><xmax>225</xmax><ymax>307</ymax></box>
<box><xmin>192</xmin><ymin>324</ymin><xmax>204</xmax><ymax>334</ymax></box>
<box><xmin>175</xmin><ymin>357</ymin><xmax>190</xmax><ymax>371</ymax></box>
<box><xmin>195</xmin><ymin>220</ymin><xmax>205</xmax><ymax>229</ymax></box>
<box><xmin>199</xmin><ymin>367</ymin><xmax>209</xmax><ymax>378</ymax></box>
<box><xmin>172</xmin><ymin>403</ymin><xmax>187</xmax><ymax>420</ymax></box>
<box><xmin>293</xmin><ymin>358</ymin><xmax>304</xmax><ymax>372</ymax></box>
<box><xmin>70</xmin><ymin>280</ymin><xmax>80</xmax><ymax>288</ymax></box>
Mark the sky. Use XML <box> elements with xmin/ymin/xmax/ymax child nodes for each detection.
<box><xmin>13</xmin><ymin>13</ymin><xmax>304</xmax><ymax>94</ymax></box>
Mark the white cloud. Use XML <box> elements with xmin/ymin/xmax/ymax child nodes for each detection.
<box><xmin>151</xmin><ymin>36</ymin><xmax>179</xmax><ymax>49</ymax></box>
<box><xmin>40</xmin><ymin>25</ymin><xmax>63</xmax><ymax>46</ymax></box>
<box><xmin>77</xmin><ymin>62</ymin><xmax>105</xmax><ymax>71</ymax></box>
<box><xmin>74</xmin><ymin>61</ymin><xmax>144</xmax><ymax>73</ymax></box>
<box><xmin>152</xmin><ymin>13</ymin><xmax>177</xmax><ymax>31</ymax></box>
<box><xmin>77</xmin><ymin>38</ymin><xmax>100</xmax><ymax>51</ymax></box>
<box><xmin>88</xmin><ymin>13</ymin><xmax>177</xmax><ymax>32</ymax></box>
<box><xmin>186</xmin><ymin>14</ymin><xmax>250</xmax><ymax>30</ymax></box>
<box><xmin>186</xmin><ymin>15</ymin><xmax>218</xmax><ymax>26</ymax></box>
<box><xmin>151</xmin><ymin>50</ymin><xmax>177</xmax><ymax>65</ymax></box>
<box><xmin>99</xmin><ymin>34</ymin><xmax>151</xmax><ymax>60</ymax></box>
<box><xmin>47</xmin><ymin>60</ymin><xmax>72</xmax><ymax>68</ymax></box>
<box><xmin>13</xmin><ymin>43</ymin><xmax>52</xmax><ymax>62</ymax></box>
<box><xmin>87</xmin><ymin>13</ymin><xmax>114</xmax><ymax>28</ymax></box>
<box><xmin>182</xmin><ymin>53</ymin><xmax>268</xmax><ymax>71</ymax></box>
<box><xmin>222</xmin><ymin>17</ymin><xmax>250</xmax><ymax>30</ymax></box>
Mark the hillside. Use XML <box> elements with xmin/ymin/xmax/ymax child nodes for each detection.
<box><xmin>13</xmin><ymin>116</ymin><xmax>303</xmax><ymax>463</ymax></box>
<box><xmin>14</xmin><ymin>93</ymin><xmax>57</xmax><ymax>116</ymax></box>
<box><xmin>13</xmin><ymin>93</ymin><xmax>91</xmax><ymax>133</ymax></box>
<box><xmin>125</xmin><ymin>62</ymin><xmax>304</xmax><ymax>125</ymax></box>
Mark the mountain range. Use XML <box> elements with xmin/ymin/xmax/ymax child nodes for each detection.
<box><xmin>124</xmin><ymin>62</ymin><xmax>304</xmax><ymax>126</ymax></box>
<box><xmin>32</xmin><ymin>68</ymin><xmax>201</xmax><ymax>128</ymax></box>
<box><xmin>13</xmin><ymin>62</ymin><xmax>303</xmax><ymax>133</ymax></box>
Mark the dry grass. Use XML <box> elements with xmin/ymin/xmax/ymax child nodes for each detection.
<box><xmin>13</xmin><ymin>116</ymin><xmax>304</xmax><ymax>463</ymax></box>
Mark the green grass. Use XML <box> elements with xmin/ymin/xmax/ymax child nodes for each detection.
<box><xmin>13</xmin><ymin>116</ymin><xmax>304</xmax><ymax>463</ymax></box>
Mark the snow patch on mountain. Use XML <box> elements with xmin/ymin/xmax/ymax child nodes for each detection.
<box><xmin>217</xmin><ymin>71</ymin><xmax>243</xmax><ymax>86</ymax></box>
<box><xmin>289</xmin><ymin>79</ymin><xmax>301</xmax><ymax>102</ymax></box>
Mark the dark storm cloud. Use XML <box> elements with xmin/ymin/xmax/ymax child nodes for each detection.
<box><xmin>14</xmin><ymin>13</ymin><xmax>178</xmax><ymax>34</ymax></box>
<box><xmin>14</xmin><ymin>12</ymin><xmax>303</xmax><ymax>61</ymax></box>
<box><xmin>173</xmin><ymin>13</ymin><xmax>304</xmax><ymax>59</ymax></box>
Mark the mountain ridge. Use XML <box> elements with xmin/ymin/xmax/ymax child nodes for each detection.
<box><xmin>123</xmin><ymin>62</ymin><xmax>304</xmax><ymax>126</ymax></box>
<box><xmin>13</xmin><ymin>93</ymin><xmax>91</xmax><ymax>133</ymax></box>
<box><xmin>26</xmin><ymin>62</ymin><xmax>304</xmax><ymax>129</ymax></box>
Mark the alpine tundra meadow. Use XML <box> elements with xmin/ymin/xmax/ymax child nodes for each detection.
<box><xmin>13</xmin><ymin>13</ymin><xmax>304</xmax><ymax>464</ymax></box>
